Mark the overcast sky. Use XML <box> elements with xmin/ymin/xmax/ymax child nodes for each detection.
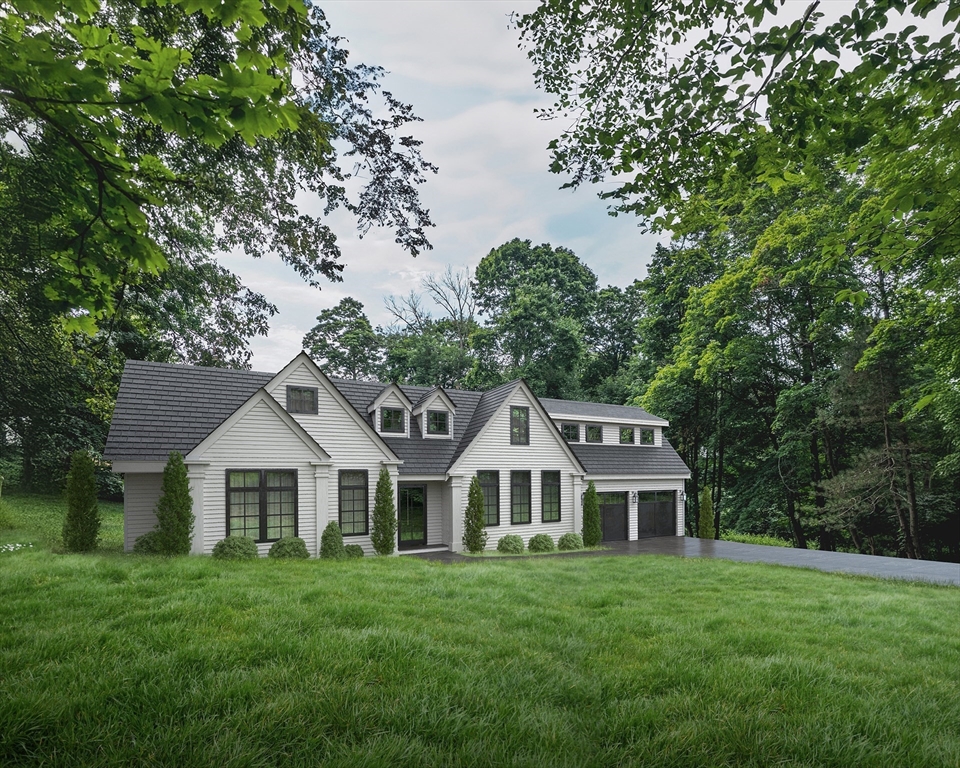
<box><xmin>221</xmin><ymin>0</ymin><xmax>663</xmax><ymax>372</ymax></box>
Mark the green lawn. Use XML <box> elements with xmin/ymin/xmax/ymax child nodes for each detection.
<box><xmin>1</xmin><ymin>494</ymin><xmax>958</xmax><ymax>767</ymax></box>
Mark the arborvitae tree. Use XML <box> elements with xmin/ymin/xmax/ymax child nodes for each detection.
<box><xmin>320</xmin><ymin>520</ymin><xmax>347</xmax><ymax>560</ymax></box>
<box><xmin>62</xmin><ymin>451</ymin><xmax>100</xmax><ymax>552</ymax></box>
<box><xmin>462</xmin><ymin>476</ymin><xmax>488</xmax><ymax>553</ymax></box>
<box><xmin>582</xmin><ymin>480</ymin><xmax>602</xmax><ymax>546</ymax></box>
<box><xmin>371</xmin><ymin>466</ymin><xmax>397</xmax><ymax>555</ymax></box>
<box><xmin>155</xmin><ymin>452</ymin><xmax>194</xmax><ymax>555</ymax></box>
<box><xmin>699</xmin><ymin>488</ymin><xmax>716</xmax><ymax>540</ymax></box>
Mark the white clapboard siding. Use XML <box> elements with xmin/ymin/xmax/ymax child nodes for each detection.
<box><xmin>196</xmin><ymin>399</ymin><xmax>320</xmax><ymax>556</ymax></box>
<box><xmin>375</xmin><ymin>391</ymin><xmax>410</xmax><ymax>438</ymax></box>
<box><xmin>454</xmin><ymin>388</ymin><xmax>581</xmax><ymax>550</ymax></box>
<box><xmin>123</xmin><ymin>473</ymin><xmax>163</xmax><ymax>551</ymax></box>
<box><xmin>590</xmin><ymin>478</ymin><xmax>686</xmax><ymax>539</ymax></box>
<box><xmin>426</xmin><ymin>481</ymin><xmax>444</xmax><ymax>546</ymax></box>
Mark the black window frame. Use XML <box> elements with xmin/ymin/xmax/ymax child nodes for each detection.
<box><xmin>510</xmin><ymin>406</ymin><xmax>530</xmax><ymax>445</ymax></box>
<box><xmin>380</xmin><ymin>408</ymin><xmax>405</xmax><ymax>434</ymax></box>
<box><xmin>640</xmin><ymin>428</ymin><xmax>655</xmax><ymax>445</ymax></box>
<box><xmin>478</xmin><ymin>471</ymin><xmax>500</xmax><ymax>527</ymax></box>
<box><xmin>586</xmin><ymin>424</ymin><xmax>603</xmax><ymax>443</ymax></box>
<box><xmin>511</xmin><ymin>470</ymin><xmax>531</xmax><ymax>525</ymax></box>
<box><xmin>338</xmin><ymin>469</ymin><xmax>369</xmax><ymax>536</ymax></box>
<box><xmin>286</xmin><ymin>386</ymin><xmax>318</xmax><ymax>415</ymax></box>
<box><xmin>620</xmin><ymin>426</ymin><xmax>635</xmax><ymax>444</ymax></box>
<box><xmin>541</xmin><ymin>471</ymin><xmax>561</xmax><ymax>523</ymax></box>
<box><xmin>225</xmin><ymin>469</ymin><xmax>298</xmax><ymax>544</ymax></box>
<box><xmin>427</xmin><ymin>410</ymin><xmax>449</xmax><ymax>435</ymax></box>
<box><xmin>561</xmin><ymin>423</ymin><xmax>580</xmax><ymax>442</ymax></box>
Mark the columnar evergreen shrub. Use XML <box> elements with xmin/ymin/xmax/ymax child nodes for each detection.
<box><xmin>344</xmin><ymin>544</ymin><xmax>364</xmax><ymax>559</ymax></box>
<box><xmin>582</xmin><ymin>481</ymin><xmax>602</xmax><ymax>547</ymax></box>
<box><xmin>496</xmin><ymin>534</ymin><xmax>524</xmax><ymax>554</ymax></box>
<box><xmin>558</xmin><ymin>532</ymin><xmax>584</xmax><ymax>551</ymax></box>
<box><xmin>62</xmin><ymin>451</ymin><xmax>100</xmax><ymax>552</ymax></box>
<box><xmin>268</xmin><ymin>537</ymin><xmax>309</xmax><ymax>559</ymax></box>
<box><xmin>462</xmin><ymin>475</ymin><xmax>488</xmax><ymax>553</ymax></box>
<box><xmin>699</xmin><ymin>488</ymin><xmax>716</xmax><ymax>540</ymax></box>
<box><xmin>371</xmin><ymin>466</ymin><xmax>397</xmax><ymax>555</ymax></box>
<box><xmin>154</xmin><ymin>452</ymin><xmax>194</xmax><ymax>555</ymax></box>
<box><xmin>320</xmin><ymin>520</ymin><xmax>346</xmax><ymax>560</ymax></box>
<box><xmin>212</xmin><ymin>536</ymin><xmax>259</xmax><ymax>560</ymax></box>
<box><xmin>528</xmin><ymin>533</ymin><xmax>555</xmax><ymax>553</ymax></box>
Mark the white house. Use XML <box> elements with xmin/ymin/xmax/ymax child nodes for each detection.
<box><xmin>104</xmin><ymin>352</ymin><xmax>690</xmax><ymax>555</ymax></box>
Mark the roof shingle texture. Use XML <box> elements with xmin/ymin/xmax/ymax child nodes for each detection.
<box><xmin>568</xmin><ymin>443</ymin><xmax>690</xmax><ymax>476</ymax></box>
<box><xmin>540</xmin><ymin>397</ymin><xmax>667</xmax><ymax>424</ymax></box>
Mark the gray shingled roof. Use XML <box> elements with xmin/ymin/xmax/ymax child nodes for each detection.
<box><xmin>445</xmin><ymin>380</ymin><xmax>520</xmax><ymax>469</ymax></box>
<box><xmin>568</xmin><ymin>443</ymin><xmax>690</xmax><ymax>476</ymax></box>
<box><xmin>540</xmin><ymin>397</ymin><xmax>668</xmax><ymax>425</ymax></box>
<box><xmin>104</xmin><ymin>360</ymin><xmax>272</xmax><ymax>461</ymax></box>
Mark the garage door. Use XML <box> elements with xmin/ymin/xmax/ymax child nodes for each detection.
<box><xmin>637</xmin><ymin>491</ymin><xmax>676</xmax><ymax>537</ymax></box>
<box><xmin>598</xmin><ymin>492</ymin><xmax>627</xmax><ymax>541</ymax></box>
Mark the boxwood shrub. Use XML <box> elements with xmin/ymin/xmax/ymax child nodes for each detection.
<box><xmin>557</xmin><ymin>532</ymin><xmax>584</xmax><ymax>551</ymax></box>
<box><xmin>496</xmin><ymin>534</ymin><xmax>524</xmax><ymax>554</ymax></box>
<box><xmin>320</xmin><ymin>521</ymin><xmax>346</xmax><ymax>560</ymax></box>
<box><xmin>528</xmin><ymin>533</ymin><xmax>555</xmax><ymax>553</ymax></box>
<box><xmin>132</xmin><ymin>530</ymin><xmax>163</xmax><ymax>555</ymax></box>
<box><xmin>268</xmin><ymin>537</ymin><xmax>309</xmax><ymax>559</ymax></box>
<box><xmin>212</xmin><ymin>536</ymin><xmax>259</xmax><ymax>560</ymax></box>
<box><xmin>344</xmin><ymin>544</ymin><xmax>364</xmax><ymax>559</ymax></box>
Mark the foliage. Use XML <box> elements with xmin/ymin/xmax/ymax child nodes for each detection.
<box><xmin>0</xmin><ymin>492</ymin><xmax>123</xmax><ymax>552</ymax></box>
<box><xmin>721</xmin><ymin>533</ymin><xmax>792</xmax><ymax>548</ymax></box>
<box><xmin>496</xmin><ymin>534</ymin><xmax>524</xmax><ymax>555</ymax></box>
<box><xmin>132</xmin><ymin>530</ymin><xmax>164</xmax><ymax>555</ymax></box>
<box><xmin>698</xmin><ymin>489</ymin><xmax>715</xmax><ymax>540</ymax></box>
<box><xmin>557</xmin><ymin>532</ymin><xmax>584</xmax><ymax>551</ymax></box>
<box><xmin>211</xmin><ymin>536</ymin><xmax>258</xmax><ymax>560</ymax></box>
<box><xmin>581</xmin><ymin>481</ymin><xmax>602</xmax><ymax>547</ymax></box>
<box><xmin>370</xmin><ymin>467</ymin><xmax>397</xmax><ymax>556</ymax></box>
<box><xmin>462</xmin><ymin>476</ymin><xmax>488</xmax><ymax>554</ymax></box>
<box><xmin>344</xmin><ymin>544</ymin><xmax>364</xmax><ymax>559</ymax></box>
<box><xmin>527</xmin><ymin>534</ymin><xmax>555</xmax><ymax>553</ymax></box>
<box><xmin>268</xmin><ymin>537</ymin><xmax>309</xmax><ymax>559</ymax></box>
<box><xmin>303</xmin><ymin>298</ymin><xmax>382</xmax><ymax>380</ymax></box>
<box><xmin>152</xmin><ymin>452</ymin><xmax>193</xmax><ymax>556</ymax></box>
<box><xmin>319</xmin><ymin>520</ymin><xmax>346</xmax><ymax>560</ymax></box>
<box><xmin>62</xmin><ymin>451</ymin><xmax>100</xmax><ymax>552</ymax></box>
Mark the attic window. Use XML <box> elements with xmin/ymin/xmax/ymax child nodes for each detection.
<box><xmin>427</xmin><ymin>410</ymin><xmax>449</xmax><ymax>435</ymax></box>
<box><xmin>640</xmin><ymin>428</ymin><xmax>655</xmax><ymax>445</ymax></box>
<box><xmin>510</xmin><ymin>407</ymin><xmax>529</xmax><ymax>445</ymax></box>
<box><xmin>287</xmin><ymin>386</ymin><xmax>318</xmax><ymax>414</ymax></box>
<box><xmin>586</xmin><ymin>424</ymin><xmax>603</xmax><ymax>443</ymax></box>
<box><xmin>561</xmin><ymin>424</ymin><xmax>580</xmax><ymax>442</ymax></box>
<box><xmin>620</xmin><ymin>427</ymin><xmax>635</xmax><ymax>444</ymax></box>
<box><xmin>381</xmin><ymin>408</ymin><xmax>405</xmax><ymax>433</ymax></box>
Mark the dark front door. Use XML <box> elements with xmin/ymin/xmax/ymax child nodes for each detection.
<box><xmin>598</xmin><ymin>492</ymin><xmax>628</xmax><ymax>542</ymax></box>
<box><xmin>398</xmin><ymin>485</ymin><xmax>427</xmax><ymax>550</ymax></box>
<box><xmin>637</xmin><ymin>491</ymin><xmax>676</xmax><ymax>537</ymax></box>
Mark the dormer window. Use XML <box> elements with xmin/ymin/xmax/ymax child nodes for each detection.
<box><xmin>620</xmin><ymin>427</ymin><xmax>635</xmax><ymax>444</ymax></box>
<box><xmin>380</xmin><ymin>408</ymin><xmax>405</xmax><ymax>433</ymax></box>
<box><xmin>427</xmin><ymin>410</ymin><xmax>449</xmax><ymax>435</ymax></box>
<box><xmin>586</xmin><ymin>424</ymin><xmax>603</xmax><ymax>443</ymax></box>
<box><xmin>640</xmin><ymin>428</ymin><xmax>655</xmax><ymax>445</ymax></box>
<box><xmin>561</xmin><ymin>424</ymin><xmax>580</xmax><ymax>442</ymax></box>
<box><xmin>287</xmin><ymin>386</ymin><xmax>318</xmax><ymax>414</ymax></box>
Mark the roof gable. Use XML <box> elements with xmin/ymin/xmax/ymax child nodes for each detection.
<box><xmin>367</xmin><ymin>382</ymin><xmax>415</xmax><ymax>414</ymax></box>
<box><xmin>411</xmin><ymin>386</ymin><xmax>458</xmax><ymax>416</ymax></box>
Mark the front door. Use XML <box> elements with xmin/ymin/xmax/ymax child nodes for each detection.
<box><xmin>397</xmin><ymin>485</ymin><xmax>427</xmax><ymax>550</ymax></box>
<box><xmin>598</xmin><ymin>492</ymin><xmax>628</xmax><ymax>541</ymax></box>
<box><xmin>637</xmin><ymin>491</ymin><xmax>676</xmax><ymax>537</ymax></box>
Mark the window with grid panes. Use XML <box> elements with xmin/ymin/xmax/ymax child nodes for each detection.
<box><xmin>541</xmin><ymin>471</ymin><xmax>561</xmax><ymax>522</ymax></box>
<box><xmin>640</xmin><ymin>428</ymin><xmax>655</xmax><ymax>445</ymax></box>
<box><xmin>510</xmin><ymin>406</ymin><xmax>529</xmax><ymax>445</ymax></box>
<box><xmin>286</xmin><ymin>386</ymin><xmax>317</xmax><ymax>414</ymax></box>
<box><xmin>226</xmin><ymin>470</ymin><xmax>297</xmax><ymax>542</ymax></box>
<box><xmin>586</xmin><ymin>424</ymin><xmax>603</xmax><ymax>442</ymax></box>
<box><xmin>620</xmin><ymin>426</ymin><xmax>635</xmax><ymax>444</ymax></box>
<box><xmin>380</xmin><ymin>408</ymin><xmax>404</xmax><ymax>433</ymax></box>
<box><xmin>478</xmin><ymin>471</ymin><xmax>499</xmax><ymax>526</ymax></box>
<box><xmin>427</xmin><ymin>410</ymin><xmax>449</xmax><ymax>435</ymax></box>
<box><xmin>511</xmin><ymin>471</ymin><xmax>531</xmax><ymax>524</ymax></box>
<box><xmin>338</xmin><ymin>470</ymin><xmax>369</xmax><ymax>535</ymax></box>
<box><xmin>561</xmin><ymin>423</ymin><xmax>579</xmax><ymax>441</ymax></box>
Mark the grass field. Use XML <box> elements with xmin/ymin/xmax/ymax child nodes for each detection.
<box><xmin>1</xmin><ymin>494</ymin><xmax>958</xmax><ymax>767</ymax></box>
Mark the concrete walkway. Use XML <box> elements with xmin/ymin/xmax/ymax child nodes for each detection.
<box><xmin>413</xmin><ymin>537</ymin><xmax>960</xmax><ymax>586</ymax></box>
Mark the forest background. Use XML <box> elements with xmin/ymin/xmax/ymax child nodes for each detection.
<box><xmin>1</xmin><ymin>0</ymin><xmax>957</xmax><ymax>561</ymax></box>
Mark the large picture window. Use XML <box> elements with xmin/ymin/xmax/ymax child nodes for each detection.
<box><xmin>380</xmin><ymin>408</ymin><xmax>405</xmax><ymax>433</ymax></box>
<box><xmin>339</xmin><ymin>470</ymin><xmax>369</xmax><ymax>535</ymax></box>
<box><xmin>226</xmin><ymin>469</ymin><xmax>297</xmax><ymax>543</ymax></box>
<box><xmin>510</xmin><ymin>406</ymin><xmax>529</xmax><ymax>445</ymax></box>
<box><xmin>478</xmin><ymin>471</ymin><xmax>499</xmax><ymax>526</ymax></box>
<box><xmin>511</xmin><ymin>471</ymin><xmax>531</xmax><ymax>524</ymax></box>
<box><xmin>541</xmin><ymin>471</ymin><xmax>561</xmax><ymax>522</ymax></box>
<box><xmin>286</xmin><ymin>387</ymin><xmax>317</xmax><ymax>414</ymax></box>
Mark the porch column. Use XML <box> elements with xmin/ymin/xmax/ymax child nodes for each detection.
<box><xmin>450</xmin><ymin>476</ymin><xmax>464</xmax><ymax>552</ymax></box>
<box><xmin>312</xmin><ymin>462</ymin><xmax>331</xmax><ymax>556</ymax></box>
<box><xmin>572</xmin><ymin>474</ymin><xmax>583</xmax><ymax>538</ymax></box>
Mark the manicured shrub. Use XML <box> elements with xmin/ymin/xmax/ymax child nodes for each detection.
<box><xmin>62</xmin><ymin>451</ymin><xmax>100</xmax><ymax>552</ymax></box>
<box><xmin>528</xmin><ymin>533</ymin><xmax>555</xmax><ymax>553</ymax></box>
<box><xmin>344</xmin><ymin>544</ymin><xmax>364</xmax><ymax>559</ymax></box>
<box><xmin>496</xmin><ymin>534</ymin><xmax>524</xmax><ymax>554</ymax></box>
<box><xmin>582</xmin><ymin>480</ymin><xmax>602</xmax><ymax>547</ymax></box>
<box><xmin>212</xmin><ymin>536</ymin><xmax>259</xmax><ymax>560</ymax></box>
<box><xmin>154</xmin><ymin>452</ymin><xmax>194</xmax><ymax>555</ymax></box>
<box><xmin>320</xmin><ymin>520</ymin><xmax>346</xmax><ymax>560</ymax></box>
<box><xmin>698</xmin><ymin>488</ymin><xmax>715</xmax><ymax>540</ymax></box>
<box><xmin>462</xmin><ymin>475</ymin><xmax>488</xmax><ymax>553</ymax></box>
<box><xmin>132</xmin><ymin>530</ymin><xmax>164</xmax><ymax>554</ymax></box>
<box><xmin>558</xmin><ymin>532</ymin><xmax>584</xmax><ymax>551</ymax></box>
<box><xmin>371</xmin><ymin>466</ymin><xmax>397</xmax><ymax>555</ymax></box>
<box><xmin>268</xmin><ymin>537</ymin><xmax>309</xmax><ymax>559</ymax></box>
